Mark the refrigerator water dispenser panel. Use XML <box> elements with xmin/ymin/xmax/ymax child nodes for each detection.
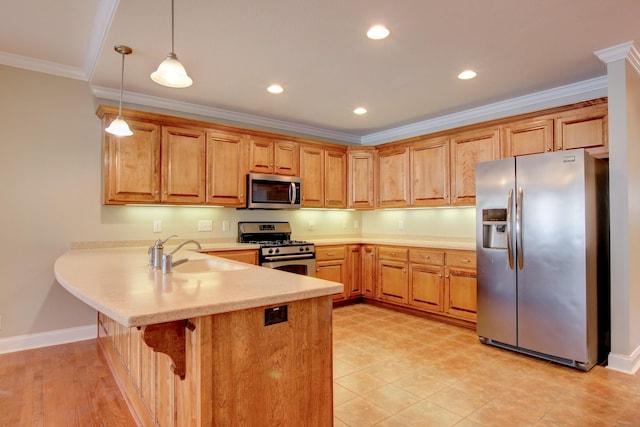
<box><xmin>482</xmin><ymin>208</ymin><xmax>508</xmax><ymax>249</ymax></box>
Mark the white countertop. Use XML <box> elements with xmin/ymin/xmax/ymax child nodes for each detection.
<box><xmin>54</xmin><ymin>247</ymin><xmax>342</xmax><ymax>328</ymax></box>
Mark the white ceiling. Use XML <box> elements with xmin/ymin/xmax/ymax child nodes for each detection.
<box><xmin>2</xmin><ymin>0</ymin><xmax>640</xmax><ymax>143</ymax></box>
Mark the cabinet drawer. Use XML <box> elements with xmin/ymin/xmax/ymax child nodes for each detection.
<box><xmin>315</xmin><ymin>245</ymin><xmax>346</xmax><ymax>261</ymax></box>
<box><xmin>378</xmin><ymin>246</ymin><xmax>408</xmax><ymax>261</ymax></box>
<box><xmin>409</xmin><ymin>249</ymin><xmax>444</xmax><ymax>265</ymax></box>
<box><xmin>446</xmin><ymin>250</ymin><xmax>476</xmax><ymax>268</ymax></box>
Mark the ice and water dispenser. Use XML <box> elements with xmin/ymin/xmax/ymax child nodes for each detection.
<box><xmin>482</xmin><ymin>208</ymin><xmax>508</xmax><ymax>249</ymax></box>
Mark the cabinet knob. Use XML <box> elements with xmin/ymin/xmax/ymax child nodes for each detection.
<box><xmin>402</xmin><ymin>269</ymin><xmax>407</xmax><ymax>273</ymax></box>
<box><xmin>461</xmin><ymin>259</ymin><xmax>471</xmax><ymax>263</ymax></box>
<box><xmin>391</xmin><ymin>252</ymin><xmax>396</xmax><ymax>256</ymax></box>
<box><xmin>445</xmin><ymin>274</ymin><xmax>450</xmax><ymax>278</ymax></box>
<box><xmin>316</xmin><ymin>268</ymin><xmax>320</xmax><ymax>272</ymax></box>
<box><xmin>327</xmin><ymin>252</ymin><xmax>334</xmax><ymax>256</ymax></box>
<box><xmin>546</xmin><ymin>147</ymin><xmax>552</xmax><ymax>152</ymax></box>
<box><xmin>438</xmin><ymin>273</ymin><xmax>442</xmax><ymax>278</ymax></box>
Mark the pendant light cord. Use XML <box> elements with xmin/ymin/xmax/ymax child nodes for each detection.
<box><xmin>171</xmin><ymin>0</ymin><xmax>175</xmax><ymax>53</ymax></box>
<box><xmin>118</xmin><ymin>51</ymin><xmax>125</xmax><ymax>116</ymax></box>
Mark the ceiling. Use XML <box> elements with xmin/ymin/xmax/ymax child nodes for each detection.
<box><xmin>2</xmin><ymin>0</ymin><xmax>640</xmax><ymax>143</ymax></box>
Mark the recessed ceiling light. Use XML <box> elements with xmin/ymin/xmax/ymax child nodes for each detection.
<box><xmin>366</xmin><ymin>25</ymin><xmax>390</xmax><ymax>40</ymax></box>
<box><xmin>458</xmin><ymin>70</ymin><xmax>477</xmax><ymax>80</ymax></box>
<box><xmin>354</xmin><ymin>107</ymin><xmax>367</xmax><ymax>115</ymax></box>
<box><xmin>267</xmin><ymin>84</ymin><xmax>284</xmax><ymax>94</ymax></box>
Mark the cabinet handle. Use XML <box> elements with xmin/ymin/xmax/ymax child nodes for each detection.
<box><xmin>327</xmin><ymin>252</ymin><xmax>334</xmax><ymax>256</ymax></box>
<box><xmin>460</xmin><ymin>259</ymin><xmax>471</xmax><ymax>263</ymax></box>
<box><xmin>391</xmin><ymin>252</ymin><xmax>396</xmax><ymax>256</ymax></box>
<box><xmin>423</xmin><ymin>256</ymin><xmax>431</xmax><ymax>260</ymax></box>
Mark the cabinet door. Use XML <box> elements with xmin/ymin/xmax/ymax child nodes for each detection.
<box><xmin>206</xmin><ymin>130</ymin><xmax>247</xmax><ymax>206</ymax></box>
<box><xmin>161</xmin><ymin>126</ymin><xmax>206</xmax><ymax>204</ymax></box>
<box><xmin>248</xmin><ymin>136</ymin><xmax>275</xmax><ymax>174</ymax></box>
<box><xmin>361</xmin><ymin>245</ymin><xmax>377</xmax><ymax>298</ymax></box>
<box><xmin>445</xmin><ymin>266</ymin><xmax>477</xmax><ymax>321</ymax></box>
<box><xmin>104</xmin><ymin>118</ymin><xmax>160</xmax><ymax>204</ymax></box>
<box><xmin>347</xmin><ymin>245</ymin><xmax>362</xmax><ymax>297</ymax></box>
<box><xmin>450</xmin><ymin>127</ymin><xmax>500</xmax><ymax>206</ymax></box>
<box><xmin>410</xmin><ymin>137</ymin><xmax>450</xmax><ymax>206</ymax></box>
<box><xmin>555</xmin><ymin>105</ymin><xmax>608</xmax><ymax>158</ymax></box>
<box><xmin>274</xmin><ymin>140</ymin><xmax>299</xmax><ymax>176</ymax></box>
<box><xmin>300</xmin><ymin>145</ymin><xmax>324</xmax><ymax>207</ymax></box>
<box><xmin>503</xmin><ymin>118</ymin><xmax>553</xmax><ymax>157</ymax></box>
<box><xmin>325</xmin><ymin>149</ymin><xmax>347</xmax><ymax>208</ymax></box>
<box><xmin>316</xmin><ymin>260</ymin><xmax>347</xmax><ymax>301</ymax></box>
<box><xmin>348</xmin><ymin>149</ymin><xmax>375</xmax><ymax>209</ymax></box>
<box><xmin>378</xmin><ymin>259</ymin><xmax>408</xmax><ymax>304</ymax></box>
<box><xmin>377</xmin><ymin>146</ymin><xmax>410</xmax><ymax>208</ymax></box>
<box><xmin>410</xmin><ymin>264</ymin><xmax>444</xmax><ymax>313</ymax></box>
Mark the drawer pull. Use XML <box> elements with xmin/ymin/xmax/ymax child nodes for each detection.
<box><xmin>391</xmin><ymin>252</ymin><xmax>396</xmax><ymax>256</ymax></box>
<box><xmin>327</xmin><ymin>252</ymin><xmax>334</xmax><ymax>256</ymax></box>
<box><xmin>460</xmin><ymin>259</ymin><xmax>471</xmax><ymax>263</ymax></box>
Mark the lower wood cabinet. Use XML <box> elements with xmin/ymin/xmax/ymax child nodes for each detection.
<box><xmin>201</xmin><ymin>249</ymin><xmax>258</xmax><ymax>265</ymax></box>
<box><xmin>377</xmin><ymin>246</ymin><xmax>409</xmax><ymax>304</ymax></box>
<box><xmin>356</xmin><ymin>244</ymin><xmax>477</xmax><ymax>325</ymax></box>
<box><xmin>315</xmin><ymin>245</ymin><xmax>348</xmax><ymax>301</ymax></box>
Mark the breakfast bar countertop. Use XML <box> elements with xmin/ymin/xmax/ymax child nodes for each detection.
<box><xmin>54</xmin><ymin>246</ymin><xmax>342</xmax><ymax>327</ymax></box>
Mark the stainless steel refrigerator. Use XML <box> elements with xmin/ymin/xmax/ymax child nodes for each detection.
<box><xmin>475</xmin><ymin>149</ymin><xmax>609</xmax><ymax>371</ymax></box>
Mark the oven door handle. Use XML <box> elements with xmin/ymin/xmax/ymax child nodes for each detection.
<box><xmin>263</xmin><ymin>254</ymin><xmax>315</xmax><ymax>261</ymax></box>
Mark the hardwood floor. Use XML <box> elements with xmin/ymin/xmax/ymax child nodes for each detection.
<box><xmin>0</xmin><ymin>339</ymin><xmax>136</xmax><ymax>427</ymax></box>
<box><xmin>2</xmin><ymin>304</ymin><xmax>640</xmax><ymax>426</ymax></box>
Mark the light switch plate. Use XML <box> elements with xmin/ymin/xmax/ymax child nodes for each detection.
<box><xmin>153</xmin><ymin>220</ymin><xmax>162</xmax><ymax>233</ymax></box>
<box><xmin>198</xmin><ymin>220</ymin><xmax>213</xmax><ymax>232</ymax></box>
<box><xmin>222</xmin><ymin>219</ymin><xmax>230</xmax><ymax>232</ymax></box>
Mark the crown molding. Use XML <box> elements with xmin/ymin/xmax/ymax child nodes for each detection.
<box><xmin>83</xmin><ymin>0</ymin><xmax>120</xmax><ymax>80</ymax></box>
<box><xmin>92</xmin><ymin>86</ymin><xmax>362</xmax><ymax>144</ymax></box>
<box><xmin>595</xmin><ymin>40</ymin><xmax>640</xmax><ymax>75</ymax></box>
<box><xmin>0</xmin><ymin>51</ymin><xmax>87</xmax><ymax>80</ymax></box>
<box><xmin>360</xmin><ymin>76</ymin><xmax>608</xmax><ymax>145</ymax></box>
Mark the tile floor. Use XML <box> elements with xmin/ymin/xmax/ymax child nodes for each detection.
<box><xmin>332</xmin><ymin>303</ymin><xmax>640</xmax><ymax>426</ymax></box>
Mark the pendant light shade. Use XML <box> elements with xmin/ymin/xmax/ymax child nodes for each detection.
<box><xmin>106</xmin><ymin>45</ymin><xmax>133</xmax><ymax>137</ymax></box>
<box><xmin>150</xmin><ymin>52</ymin><xmax>193</xmax><ymax>88</ymax></box>
<box><xmin>151</xmin><ymin>0</ymin><xmax>192</xmax><ymax>88</ymax></box>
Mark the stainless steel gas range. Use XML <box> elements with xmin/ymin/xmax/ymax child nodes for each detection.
<box><xmin>238</xmin><ymin>222</ymin><xmax>316</xmax><ymax>277</ymax></box>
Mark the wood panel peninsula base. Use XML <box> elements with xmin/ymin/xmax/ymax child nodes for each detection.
<box><xmin>98</xmin><ymin>296</ymin><xmax>333</xmax><ymax>427</ymax></box>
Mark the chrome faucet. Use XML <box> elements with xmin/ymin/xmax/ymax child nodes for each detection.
<box><xmin>148</xmin><ymin>234</ymin><xmax>178</xmax><ymax>269</ymax></box>
<box><xmin>161</xmin><ymin>240</ymin><xmax>202</xmax><ymax>273</ymax></box>
<box><xmin>168</xmin><ymin>239</ymin><xmax>202</xmax><ymax>255</ymax></box>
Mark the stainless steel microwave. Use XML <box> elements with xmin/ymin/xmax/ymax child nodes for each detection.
<box><xmin>246</xmin><ymin>173</ymin><xmax>301</xmax><ymax>209</ymax></box>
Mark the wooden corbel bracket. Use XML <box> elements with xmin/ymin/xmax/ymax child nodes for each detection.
<box><xmin>142</xmin><ymin>319</ymin><xmax>195</xmax><ymax>380</ymax></box>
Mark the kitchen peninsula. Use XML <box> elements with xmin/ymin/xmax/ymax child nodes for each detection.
<box><xmin>54</xmin><ymin>246</ymin><xmax>342</xmax><ymax>426</ymax></box>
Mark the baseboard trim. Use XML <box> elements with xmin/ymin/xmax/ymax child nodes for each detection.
<box><xmin>607</xmin><ymin>345</ymin><xmax>640</xmax><ymax>375</ymax></box>
<box><xmin>0</xmin><ymin>325</ymin><xmax>97</xmax><ymax>354</ymax></box>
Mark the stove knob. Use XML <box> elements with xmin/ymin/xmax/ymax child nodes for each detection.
<box><xmin>299</xmin><ymin>247</ymin><xmax>304</xmax><ymax>252</ymax></box>
<box><xmin>275</xmin><ymin>248</ymin><xmax>280</xmax><ymax>254</ymax></box>
<box><xmin>268</xmin><ymin>249</ymin><xmax>274</xmax><ymax>254</ymax></box>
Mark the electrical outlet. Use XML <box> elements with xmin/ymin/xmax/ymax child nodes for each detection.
<box><xmin>153</xmin><ymin>220</ymin><xmax>162</xmax><ymax>233</ymax></box>
<box><xmin>222</xmin><ymin>219</ymin><xmax>230</xmax><ymax>232</ymax></box>
<box><xmin>198</xmin><ymin>220</ymin><xmax>213</xmax><ymax>232</ymax></box>
<box><xmin>398</xmin><ymin>219</ymin><xmax>405</xmax><ymax>230</ymax></box>
<box><xmin>354</xmin><ymin>220</ymin><xmax>360</xmax><ymax>229</ymax></box>
<box><xmin>308</xmin><ymin>221</ymin><xmax>315</xmax><ymax>231</ymax></box>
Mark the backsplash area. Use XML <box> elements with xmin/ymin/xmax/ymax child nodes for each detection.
<box><xmin>92</xmin><ymin>205</ymin><xmax>475</xmax><ymax>244</ymax></box>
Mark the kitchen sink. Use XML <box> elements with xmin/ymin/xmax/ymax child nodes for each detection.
<box><xmin>173</xmin><ymin>258</ymin><xmax>248</xmax><ymax>274</ymax></box>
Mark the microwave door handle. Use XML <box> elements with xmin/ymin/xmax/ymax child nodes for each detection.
<box><xmin>290</xmin><ymin>182</ymin><xmax>296</xmax><ymax>205</ymax></box>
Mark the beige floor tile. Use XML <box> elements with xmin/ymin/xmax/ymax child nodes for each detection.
<box><xmin>335</xmin><ymin>369</ymin><xmax>391</xmax><ymax>395</ymax></box>
<box><xmin>334</xmin><ymin>396</ymin><xmax>392</xmax><ymax>427</ymax></box>
<box><xmin>376</xmin><ymin>401</ymin><xmax>462</xmax><ymax>427</ymax></box>
<box><xmin>362</xmin><ymin>383</ymin><xmax>423</xmax><ymax>413</ymax></box>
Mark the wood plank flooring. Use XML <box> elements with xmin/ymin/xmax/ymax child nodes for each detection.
<box><xmin>0</xmin><ymin>339</ymin><xmax>136</xmax><ymax>427</ymax></box>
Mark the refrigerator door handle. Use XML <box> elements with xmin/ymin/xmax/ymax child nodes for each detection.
<box><xmin>516</xmin><ymin>187</ymin><xmax>524</xmax><ymax>270</ymax></box>
<box><xmin>506</xmin><ymin>188</ymin><xmax>514</xmax><ymax>270</ymax></box>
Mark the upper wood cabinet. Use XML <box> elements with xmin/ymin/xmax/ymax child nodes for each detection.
<box><xmin>206</xmin><ymin>130</ymin><xmax>248</xmax><ymax>207</ymax></box>
<box><xmin>248</xmin><ymin>136</ymin><xmax>299</xmax><ymax>176</ymax></box>
<box><xmin>376</xmin><ymin>145</ymin><xmax>411</xmax><ymax>208</ymax></box>
<box><xmin>103</xmin><ymin>118</ymin><xmax>161</xmax><ymax>204</ymax></box>
<box><xmin>554</xmin><ymin>104</ymin><xmax>608</xmax><ymax>158</ymax></box>
<box><xmin>503</xmin><ymin>118</ymin><xmax>554</xmax><ymax>157</ymax></box>
<box><xmin>347</xmin><ymin>148</ymin><xmax>375</xmax><ymax>209</ymax></box>
<box><xmin>450</xmin><ymin>127</ymin><xmax>501</xmax><ymax>206</ymax></box>
<box><xmin>410</xmin><ymin>137</ymin><xmax>450</xmax><ymax>207</ymax></box>
<box><xmin>300</xmin><ymin>144</ymin><xmax>347</xmax><ymax>208</ymax></box>
<box><xmin>161</xmin><ymin>126</ymin><xmax>206</xmax><ymax>204</ymax></box>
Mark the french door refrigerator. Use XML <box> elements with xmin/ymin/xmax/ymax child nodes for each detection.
<box><xmin>475</xmin><ymin>149</ymin><xmax>609</xmax><ymax>371</ymax></box>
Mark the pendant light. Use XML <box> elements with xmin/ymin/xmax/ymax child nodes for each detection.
<box><xmin>105</xmin><ymin>45</ymin><xmax>133</xmax><ymax>137</ymax></box>
<box><xmin>151</xmin><ymin>0</ymin><xmax>193</xmax><ymax>88</ymax></box>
